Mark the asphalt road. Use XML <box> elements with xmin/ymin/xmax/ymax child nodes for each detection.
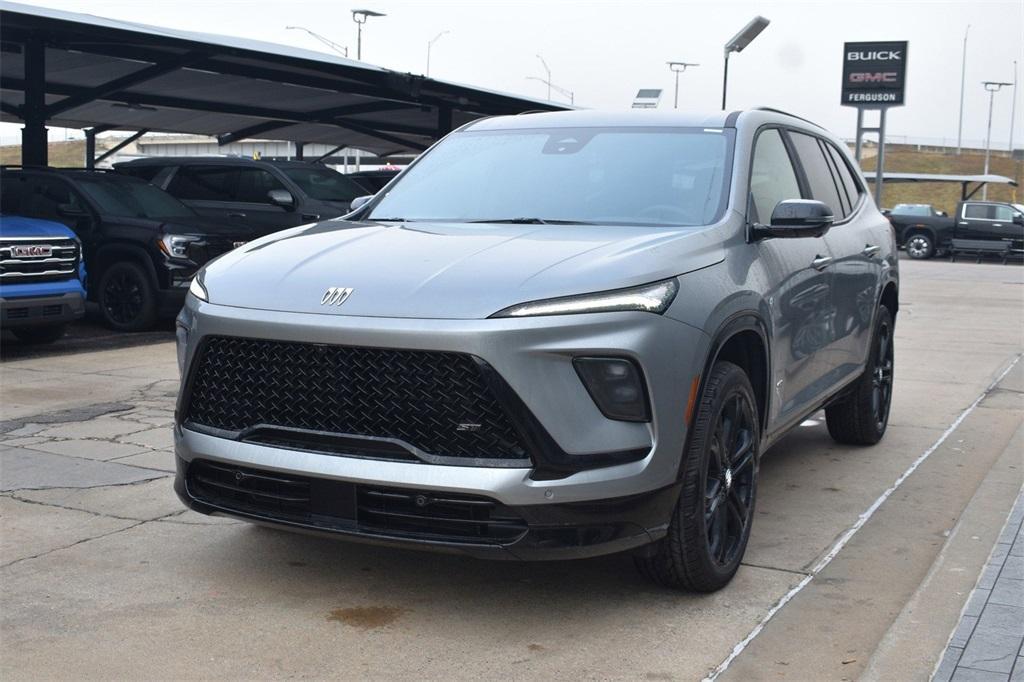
<box><xmin>1</xmin><ymin>258</ymin><xmax>1021</xmax><ymax>680</ymax></box>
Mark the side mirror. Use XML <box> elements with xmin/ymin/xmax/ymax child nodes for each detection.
<box><xmin>937</xmin><ymin>211</ymin><xmax>948</xmax><ymax>217</ymax></box>
<box><xmin>57</xmin><ymin>203</ymin><xmax>88</xmax><ymax>218</ymax></box>
<box><xmin>754</xmin><ymin>199</ymin><xmax>834</xmax><ymax>239</ymax></box>
<box><xmin>349</xmin><ymin>195</ymin><xmax>374</xmax><ymax>212</ymax></box>
<box><xmin>1013</xmin><ymin>213</ymin><xmax>1023</xmax><ymax>225</ymax></box>
<box><xmin>267</xmin><ymin>189</ymin><xmax>294</xmax><ymax>209</ymax></box>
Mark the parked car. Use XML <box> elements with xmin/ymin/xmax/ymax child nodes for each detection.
<box><xmin>174</xmin><ymin>109</ymin><xmax>898</xmax><ymax>591</ymax></box>
<box><xmin>115</xmin><ymin>157</ymin><xmax>366</xmax><ymax>232</ymax></box>
<box><xmin>887</xmin><ymin>200</ymin><xmax>1024</xmax><ymax>259</ymax></box>
<box><xmin>345</xmin><ymin>168</ymin><xmax>402</xmax><ymax>194</ymax></box>
<box><xmin>0</xmin><ymin>214</ymin><xmax>86</xmax><ymax>343</ymax></box>
<box><xmin>0</xmin><ymin>168</ymin><xmax>255</xmax><ymax>331</ymax></box>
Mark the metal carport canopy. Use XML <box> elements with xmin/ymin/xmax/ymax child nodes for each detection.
<box><xmin>862</xmin><ymin>172</ymin><xmax>1019</xmax><ymax>201</ymax></box>
<box><xmin>0</xmin><ymin>1</ymin><xmax>569</xmax><ymax>164</ymax></box>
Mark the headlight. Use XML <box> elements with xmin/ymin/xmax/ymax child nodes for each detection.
<box><xmin>159</xmin><ymin>234</ymin><xmax>200</xmax><ymax>259</ymax></box>
<box><xmin>188</xmin><ymin>276</ymin><xmax>208</xmax><ymax>302</ymax></box>
<box><xmin>491</xmin><ymin>279</ymin><xmax>679</xmax><ymax>318</ymax></box>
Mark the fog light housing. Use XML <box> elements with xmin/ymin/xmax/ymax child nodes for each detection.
<box><xmin>573</xmin><ymin>357</ymin><xmax>651</xmax><ymax>422</ymax></box>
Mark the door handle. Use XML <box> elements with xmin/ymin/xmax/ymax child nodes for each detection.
<box><xmin>811</xmin><ymin>255</ymin><xmax>833</xmax><ymax>271</ymax></box>
<box><xmin>993</xmin><ymin>223</ymin><xmax>1003</xmax><ymax>227</ymax></box>
<box><xmin>862</xmin><ymin>244</ymin><xmax>881</xmax><ymax>257</ymax></box>
<box><xmin>301</xmin><ymin>213</ymin><xmax>321</xmax><ymax>222</ymax></box>
<box><xmin>228</xmin><ymin>212</ymin><xmax>247</xmax><ymax>219</ymax></box>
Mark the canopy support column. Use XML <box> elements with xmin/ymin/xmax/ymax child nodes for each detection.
<box><xmin>21</xmin><ymin>35</ymin><xmax>47</xmax><ymax>167</ymax></box>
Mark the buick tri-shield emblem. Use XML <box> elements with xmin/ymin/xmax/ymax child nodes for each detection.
<box><xmin>321</xmin><ymin>287</ymin><xmax>354</xmax><ymax>307</ymax></box>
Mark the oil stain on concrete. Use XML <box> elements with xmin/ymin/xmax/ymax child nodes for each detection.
<box><xmin>326</xmin><ymin>606</ymin><xmax>408</xmax><ymax>629</ymax></box>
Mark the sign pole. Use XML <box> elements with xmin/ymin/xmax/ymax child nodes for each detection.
<box><xmin>876</xmin><ymin>107</ymin><xmax>888</xmax><ymax>206</ymax></box>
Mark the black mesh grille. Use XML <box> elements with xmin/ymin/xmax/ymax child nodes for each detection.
<box><xmin>184</xmin><ymin>336</ymin><xmax>529</xmax><ymax>461</ymax></box>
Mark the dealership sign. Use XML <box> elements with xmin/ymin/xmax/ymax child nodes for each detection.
<box><xmin>841</xmin><ymin>41</ymin><xmax>908</xmax><ymax>107</ymax></box>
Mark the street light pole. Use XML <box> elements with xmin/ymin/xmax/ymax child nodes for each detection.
<box><xmin>721</xmin><ymin>16</ymin><xmax>770</xmax><ymax>110</ymax></box>
<box><xmin>1010</xmin><ymin>61</ymin><xmax>1018</xmax><ymax>154</ymax></box>
<box><xmin>956</xmin><ymin>25</ymin><xmax>969</xmax><ymax>155</ymax></box>
<box><xmin>426</xmin><ymin>30</ymin><xmax>449</xmax><ymax>77</ymax></box>
<box><xmin>667</xmin><ymin>61</ymin><xmax>699</xmax><ymax>109</ymax></box>
<box><xmin>351</xmin><ymin>9</ymin><xmax>386</xmax><ymax>61</ymax></box>
<box><xmin>536</xmin><ymin>54</ymin><xmax>552</xmax><ymax>101</ymax></box>
<box><xmin>525</xmin><ymin>77</ymin><xmax>573</xmax><ymax>105</ymax></box>
<box><xmin>982</xmin><ymin>80</ymin><xmax>1011</xmax><ymax>199</ymax></box>
<box><xmin>285</xmin><ymin>26</ymin><xmax>349</xmax><ymax>57</ymax></box>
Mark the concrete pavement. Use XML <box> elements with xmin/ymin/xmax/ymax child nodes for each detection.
<box><xmin>1</xmin><ymin>258</ymin><xmax>1021</xmax><ymax>680</ymax></box>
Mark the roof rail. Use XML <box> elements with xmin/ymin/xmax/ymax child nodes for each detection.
<box><xmin>754</xmin><ymin>107</ymin><xmax>825</xmax><ymax>129</ymax></box>
<box><xmin>0</xmin><ymin>165</ymin><xmax>112</xmax><ymax>172</ymax></box>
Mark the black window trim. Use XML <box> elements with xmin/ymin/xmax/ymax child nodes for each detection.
<box><xmin>782</xmin><ymin>126</ymin><xmax>865</xmax><ymax>227</ymax></box>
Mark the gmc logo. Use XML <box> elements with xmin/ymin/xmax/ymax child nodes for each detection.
<box><xmin>847</xmin><ymin>50</ymin><xmax>902</xmax><ymax>61</ymax></box>
<box><xmin>850</xmin><ymin>72</ymin><xmax>899</xmax><ymax>83</ymax></box>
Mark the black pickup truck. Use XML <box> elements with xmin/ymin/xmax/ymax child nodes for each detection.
<box><xmin>888</xmin><ymin>201</ymin><xmax>1024</xmax><ymax>260</ymax></box>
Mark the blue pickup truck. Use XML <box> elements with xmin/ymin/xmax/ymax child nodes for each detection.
<box><xmin>0</xmin><ymin>215</ymin><xmax>86</xmax><ymax>343</ymax></box>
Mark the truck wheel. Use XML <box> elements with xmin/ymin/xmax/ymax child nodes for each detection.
<box><xmin>905</xmin><ymin>234</ymin><xmax>934</xmax><ymax>259</ymax></box>
<box><xmin>11</xmin><ymin>324</ymin><xmax>66</xmax><ymax>344</ymax></box>
<box><xmin>98</xmin><ymin>262</ymin><xmax>157</xmax><ymax>332</ymax></box>
<box><xmin>825</xmin><ymin>306</ymin><xmax>894</xmax><ymax>445</ymax></box>
<box><xmin>635</xmin><ymin>361</ymin><xmax>759</xmax><ymax>592</ymax></box>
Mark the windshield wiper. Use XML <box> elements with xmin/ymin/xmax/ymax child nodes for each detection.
<box><xmin>465</xmin><ymin>217</ymin><xmax>588</xmax><ymax>225</ymax></box>
<box><xmin>371</xmin><ymin>217</ymin><xmax>408</xmax><ymax>222</ymax></box>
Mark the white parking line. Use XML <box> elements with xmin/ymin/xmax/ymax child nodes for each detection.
<box><xmin>704</xmin><ymin>353</ymin><xmax>1023</xmax><ymax>681</ymax></box>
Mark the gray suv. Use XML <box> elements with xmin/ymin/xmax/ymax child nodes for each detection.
<box><xmin>174</xmin><ymin>109</ymin><xmax>897</xmax><ymax>591</ymax></box>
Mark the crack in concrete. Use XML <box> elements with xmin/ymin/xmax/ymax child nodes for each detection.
<box><xmin>4</xmin><ymin>490</ymin><xmax>183</xmax><ymax>523</ymax></box>
<box><xmin>1</xmin><ymin>475</ymin><xmax>172</xmax><ymax>493</ymax></box>
<box><xmin>739</xmin><ymin>562</ymin><xmax>811</xmax><ymax>577</ymax></box>
<box><xmin>0</xmin><ymin>508</ymin><xmax>186</xmax><ymax>570</ymax></box>
<box><xmin>0</xmin><ymin>402</ymin><xmax>135</xmax><ymax>435</ymax></box>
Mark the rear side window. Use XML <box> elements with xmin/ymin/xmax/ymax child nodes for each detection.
<box><xmin>749</xmin><ymin>129</ymin><xmax>802</xmax><ymax>224</ymax></box>
<box><xmin>167</xmin><ymin>166</ymin><xmax>236</xmax><ymax>202</ymax></box>
<box><xmin>789</xmin><ymin>132</ymin><xmax>845</xmax><ymax>219</ymax></box>
<box><xmin>825</xmin><ymin>143</ymin><xmax>864</xmax><ymax>212</ymax></box>
<box><xmin>18</xmin><ymin>177</ymin><xmax>87</xmax><ymax>227</ymax></box>
<box><xmin>963</xmin><ymin>204</ymin><xmax>993</xmax><ymax>219</ymax></box>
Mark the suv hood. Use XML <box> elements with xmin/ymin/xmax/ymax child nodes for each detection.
<box><xmin>200</xmin><ymin>219</ymin><xmax>727</xmax><ymax>319</ymax></box>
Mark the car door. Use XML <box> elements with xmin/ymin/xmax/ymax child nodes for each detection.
<box><xmin>748</xmin><ymin>128</ymin><xmax>838</xmax><ymax>428</ymax></box>
<box><xmin>958</xmin><ymin>203</ymin><xmax>1019</xmax><ymax>242</ymax></box>
<box><xmin>790</xmin><ymin>131</ymin><xmax>883</xmax><ymax>383</ymax></box>
<box><xmin>18</xmin><ymin>175</ymin><xmax>100</xmax><ymax>277</ymax></box>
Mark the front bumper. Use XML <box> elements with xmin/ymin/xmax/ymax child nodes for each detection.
<box><xmin>174</xmin><ymin>454</ymin><xmax>680</xmax><ymax>560</ymax></box>
<box><xmin>174</xmin><ymin>298</ymin><xmax>710</xmax><ymax>557</ymax></box>
<box><xmin>0</xmin><ymin>291</ymin><xmax>85</xmax><ymax>328</ymax></box>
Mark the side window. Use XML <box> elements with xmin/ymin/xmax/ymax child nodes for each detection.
<box><xmin>749</xmin><ymin>129</ymin><xmax>802</xmax><ymax>224</ymax></box>
<box><xmin>20</xmin><ymin>177</ymin><xmax>86</xmax><ymax>227</ymax></box>
<box><xmin>993</xmin><ymin>205</ymin><xmax>1015</xmax><ymax>221</ymax></box>
<box><xmin>117</xmin><ymin>165</ymin><xmax>162</xmax><ymax>183</ymax></box>
<box><xmin>233</xmin><ymin>169</ymin><xmax>287</xmax><ymax>204</ymax></box>
<box><xmin>963</xmin><ymin>204</ymin><xmax>993</xmax><ymax>220</ymax></box>
<box><xmin>825</xmin><ymin>142</ymin><xmax>864</xmax><ymax>212</ymax></box>
<box><xmin>167</xmin><ymin>166</ymin><xmax>236</xmax><ymax>202</ymax></box>
<box><xmin>0</xmin><ymin>174</ymin><xmax>30</xmax><ymax>214</ymax></box>
<box><xmin>789</xmin><ymin>132</ymin><xmax>846</xmax><ymax>220</ymax></box>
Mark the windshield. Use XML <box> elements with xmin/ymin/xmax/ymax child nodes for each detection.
<box><xmin>282</xmin><ymin>167</ymin><xmax>364</xmax><ymax>202</ymax></box>
<box><xmin>76</xmin><ymin>177</ymin><xmax>196</xmax><ymax>219</ymax></box>
<box><xmin>368</xmin><ymin>127</ymin><xmax>732</xmax><ymax>226</ymax></box>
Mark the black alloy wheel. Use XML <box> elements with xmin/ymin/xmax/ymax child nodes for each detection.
<box><xmin>825</xmin><ymin>305</ymin><xmax>895</xmax><ymax>445</ymax></box>
<box><xmin>704</xmin><ymin>393</ymin><xmax>757</xmax><ymax>567</ymax></box>
<box><xmin>635</xmin><ymin>361</ymin><xmax>760</xmax><ymax>592</ymax></box>
<box><xmin>870</xmin><ymin>314</ymin><xmax>894</xmax><ymax>433</ymax></box>
<box><xmin>98</xmin><ymin>262</ymin><xmax>158</xmax><ymax>332</ymax></box>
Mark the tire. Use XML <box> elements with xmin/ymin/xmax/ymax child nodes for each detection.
<box><xmin>635</xmin><ymin>361</ymin><xmax>760</xmax><ymax>592</ymax></box>
<box><xmin>11</xmin><ymin>324</ymin><xmax>66</xmax><ymax>344</ymax></box>
<box><xmin>98</xmin><ymin>261</ymin><xmax>158</xmax><ymax>332</ymax></box>
<box><xmin>825</xmin><ymin>306</ymin><xmax>894</xmax><ymax>445</ymax></box>
<box><xmin>905</xmin><ymin>233</ymin><xmax>934</xmax><ymax>260</ymax></box>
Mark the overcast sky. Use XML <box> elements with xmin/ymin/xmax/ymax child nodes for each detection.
<box><xmin>2</xmin><ymin>0</ymin><xmax>1021</xmax><ymax>149</ymax></box>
